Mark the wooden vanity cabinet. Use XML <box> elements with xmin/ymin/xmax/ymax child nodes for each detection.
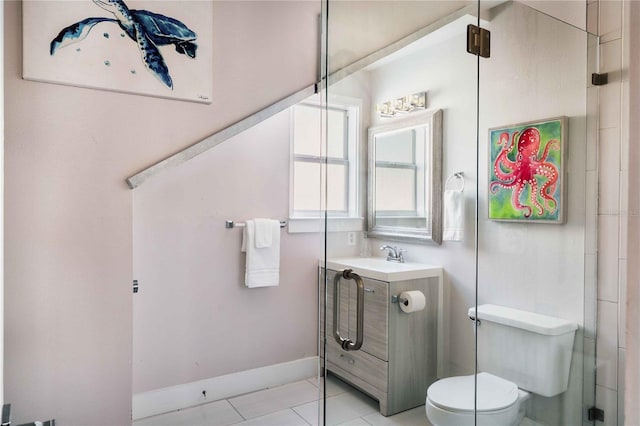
<box><xmin>321</xmin><ymin>267</ymin><xmax>440</xmax><ymax>416</ymax></box>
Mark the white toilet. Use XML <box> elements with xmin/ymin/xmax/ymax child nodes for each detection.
<box><xmin>425</xmin><ymin>304</ymin><xmax>578</xmax><ymax>426</ymax></box>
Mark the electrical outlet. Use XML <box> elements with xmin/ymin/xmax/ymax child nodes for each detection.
<box><xmin>347</xmin><ymin>232</ymin><xmax>356</xmax><ymax>246</ymax></box>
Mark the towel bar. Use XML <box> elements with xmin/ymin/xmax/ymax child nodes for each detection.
<box><xmin>225</xmin><ymin>220</ymin><xmax>287</xmax><ymax>229</ymax></box>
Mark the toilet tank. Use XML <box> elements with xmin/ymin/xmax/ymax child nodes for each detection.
<box><xmin>468</xmin><ymin>304</ymin><xmax>578</xmax><ymax>397</ymax></box>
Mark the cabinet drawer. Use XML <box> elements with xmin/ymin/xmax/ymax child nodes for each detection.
<box><xmin>326</xmin><ymin>338</ymin><xmax>388</xmax><ymax>392</ymax></box>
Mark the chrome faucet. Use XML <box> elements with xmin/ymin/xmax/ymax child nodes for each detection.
<box><xmin>380</xmin><ymin>245</ymin><xmax>406</xmax><ymax>263</ymax></box>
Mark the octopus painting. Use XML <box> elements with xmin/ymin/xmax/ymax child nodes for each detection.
<box><xmin>49</xmin><ymin>0</ymin><xmax>198</xmax><ymax>89</ymax></box>
<box><xmin>488</xmin><ymin>118</ymin><xmax>565</xmax><ymax>222</ymax></box>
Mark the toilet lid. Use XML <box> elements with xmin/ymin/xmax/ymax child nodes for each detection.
<box><xmin>427</xmin><ymin>372</ymin><xmax>519</xmax><ymax>413</ymax></box>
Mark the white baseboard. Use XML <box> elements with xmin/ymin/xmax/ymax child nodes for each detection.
<box><xmin>132</xmin><ymin>356</ymin><xmax>319</xmax><ymax>420</ymax></box>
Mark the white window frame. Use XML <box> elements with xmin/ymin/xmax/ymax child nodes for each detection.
<box><xmin>288</xmin><ymin>94</ymin><xmax>363</xmax><ymax>233</ymax></box>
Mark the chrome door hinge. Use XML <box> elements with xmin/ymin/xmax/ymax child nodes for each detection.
<box><xmin>467</xmin><ymin>24</ymin><xmax>490</xmax><ymax>58</ymax></box>
<box><xmin>588</xmin><ymin>406</ymin><xmax>604</xmax><ymax>422</ymax></box>
<box><xmin>133</xmin><ymin>279</ymin><xmax>139</xmax><ymax>294</ymax></box>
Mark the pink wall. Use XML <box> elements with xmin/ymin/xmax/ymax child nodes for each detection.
<box><xmin>4</xmin><ymin>1</ymin><xmax>319</xmax><ymax>424</ymax></box>
<box><xmin>7</xmin><ymin>0</ymin><xmax>633</xmax><ymax>424</ymax></box>
<box><xmin>132</xmin><ymin>110</ymin><xmax>320</xmax><ymax>393</ymax></box>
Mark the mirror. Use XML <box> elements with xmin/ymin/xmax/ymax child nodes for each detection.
<box><xmin>368</xmin><ymin>109</ymin><xmax>443</xmax><ymax>244</ymax></box>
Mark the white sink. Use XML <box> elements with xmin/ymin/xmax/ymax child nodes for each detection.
<box><xmin>324</xmin><ymin>257</ymin><xmax>442</xmax><ymax>282</ymax></box>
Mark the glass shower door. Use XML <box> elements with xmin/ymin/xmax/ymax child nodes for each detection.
<box><xmin>321</xmin><ymin>1</ymin><xmax>599</xmax><ymax>425</ymax></box>
<box><xmin>320</xmin><ymin>1</ymin><xmax>481</xmax><ymax>424</ymax></box>
<box><xmin>477</xmin><ymin>3</ymin><xmax>598</xmax><ymax>425</ymax></box>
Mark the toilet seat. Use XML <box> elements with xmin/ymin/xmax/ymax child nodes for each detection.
<box><xmin>427</xmin><ymin>372</ymin><xmax>519</xmax><ymax>413</ymax></box>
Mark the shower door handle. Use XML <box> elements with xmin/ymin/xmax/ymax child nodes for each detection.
<box><xmin>333</xmin><ymin>269</ymin><xmax>364</xmax><ymax>351</ymax></box>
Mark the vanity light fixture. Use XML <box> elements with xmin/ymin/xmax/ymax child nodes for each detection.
<box><xmin>375</xmin><ymin>91</ymin><xmax>427</xmax><ymax>117</ymax></box>
<box><xmin>376</xmin><ymin>101</ymin><xmax>396</xmax><ymax>117</ymax></box>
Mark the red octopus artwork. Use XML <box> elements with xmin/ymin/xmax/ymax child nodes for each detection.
<box><xmin>490</xmin><ymin>127</ymin><xmax>560</xmax><ymax>218</ymax></box>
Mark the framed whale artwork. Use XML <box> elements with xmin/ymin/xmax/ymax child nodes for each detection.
<box><xmin>488</xmin><ymin>117</ymin><xmax>567</xmax><ymax>224</ymax></box>
<box><xmin>23</xmin><ymin>0</ymin><xmax>213</xmax><ymax>103</ymax></box>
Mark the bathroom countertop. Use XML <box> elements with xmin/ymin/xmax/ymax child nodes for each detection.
<box><xmin>322</xmin><ymin>257</ymin><xmax>442</xmax><ymax>282</ymax></box>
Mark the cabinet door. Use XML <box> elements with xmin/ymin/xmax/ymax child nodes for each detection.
<box><xmin>324</xmin><ymin>269</ymin><xmax>389</xmax><ymax>361</ymax></box>
<box><xmin>323</xmin><ymin>269</ymin><xmax>351</xmax><ymax>343</ymax></box>
<box><xmin>348</xmin><ymin>276</ymin><xmax>388</xmax><ymax>361</ymax></box>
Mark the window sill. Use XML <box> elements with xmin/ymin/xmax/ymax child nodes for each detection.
<box><xmin>288</xmin><ymin>217</ymin><xmax>365</xmax><ymax>233</ymax></box>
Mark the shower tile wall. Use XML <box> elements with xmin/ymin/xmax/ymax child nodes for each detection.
<box><xmin>589</xmin><ymin>0</ymin><xmax>628</xmax><ymax>424</ymax></box>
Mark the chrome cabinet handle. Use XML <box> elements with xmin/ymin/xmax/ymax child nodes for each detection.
<box><xmin>364</xmin><ymin>288</ymin><xmax>375</xmax><ymax>293</ymax></box>
<box><xmin>333</xmin><ymin>269</ymin><xmax>364</xmax><ymax>351</ymax></box>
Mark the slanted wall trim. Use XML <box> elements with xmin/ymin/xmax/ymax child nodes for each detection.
<box><xmin>125</xmin><ymin>4</ymin><xmax>475</xmax><ymax>189</ymax></box>
<box><xmin>126</xmin><ymin>84</ymin><xmax>317</xmax><ymax>189</ymax></box>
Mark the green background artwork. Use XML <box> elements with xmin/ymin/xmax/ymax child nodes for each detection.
<box><xmin>488</xmin><ymin>119</ymin><xmax>563</xmax><ymax>222</ymax></box>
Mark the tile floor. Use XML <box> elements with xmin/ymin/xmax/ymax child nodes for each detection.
<box><xmin>132</xmin><ymin>374</ymin><xmax>433</xmax><ymax>426</ymax></box>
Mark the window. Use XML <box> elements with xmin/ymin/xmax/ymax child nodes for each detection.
<box><xmin>374</xmin><ymin>126</ymin><xmax>427</xmax><ymax>219</ymax></box>
<box><xmin>289</xmin><ymin>97</ymin><xmax>361</xmax><ymax>232</ymax></box>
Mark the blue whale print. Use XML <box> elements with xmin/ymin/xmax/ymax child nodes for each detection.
<box><xmin>50</xmin><ymin>0</ymin><xmax>198</xmax><ymax>89</ymax></box>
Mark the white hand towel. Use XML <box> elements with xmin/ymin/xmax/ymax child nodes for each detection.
<box><xmin>254</xmin><ymin>218</ymin><xmax>277</xmax><ymax>248</ymax></box>
<box><xmin>241</xmin><ymin>219</ymin><xmax>280</xmax><ymax>287</ymax></box>
<box><xmin>443</xmin><ymin>189</ymin><xmax>464</xmax><ymax>241</ymax></box>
